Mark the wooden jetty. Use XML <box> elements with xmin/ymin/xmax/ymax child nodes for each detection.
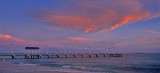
<box><xmin>0</xmin><ymin>53</ymin><xmax>122</xmax><ymax>59</ymax></box>
<box><xmin>0</xmin><ymin>47</ymin><xmax>123</xmax><ymax>59</ymax></box>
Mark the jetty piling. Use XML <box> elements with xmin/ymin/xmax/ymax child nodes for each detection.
<box><xmin>11</xmin><ymin>55</ymin><xmax>15</xmax><ymax>59</ymax></box>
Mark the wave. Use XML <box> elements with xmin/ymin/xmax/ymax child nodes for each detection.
<box><xmin>19</xmin><ymin>63</ymin><xmax>36</xmax><ymax>66</ymax></box>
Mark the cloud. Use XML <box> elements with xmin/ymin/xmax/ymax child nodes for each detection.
<box><xmin>135</xmin><ymin>36</ymin><xmax>160</xmax><ymax>47</ymax></box>
<box><xmin>67</xmin><ymin>37</ymin><xmax>96</xmax><ymax>43</ymax></box>
<box><xmin>0</xmin><ymin>34</ymin><xmax>38</xmax><ymax>46</ymax></box>
<box><xmin>147</xmin><ymin>11</ymin><xmax>160</xmax><ymax>20</ymax></box>
<box><xmin>0</xmin><ymin>34</ymin><xmax>24</xmax><ymax>42</ymax></box>
<box><xmin>144</xmin><ymin>30</ymin><xmax>160</xmax><ymax>35</ymax></box>
<box><xmin>149</xmin><ymin>37</ymin><xmax>160</xmax><ymax>44</ymax></box>
<box><xmin>115</xmin><ymin>41</ymin><xmax>128</xmax><ymax>46</ymax></box>
<box><xmin>33</xmin><ymin>0</ymin><xmax>156</xmax><ymax>33</ymax></box>
<box><xmin>0</xmin><ymin>34</ymin><xmax>12</xmax><ymax>39</ymax></box>
<box><xmin>0</xmin><ymin>33</ymin><xmax>64</xmax><ymax>48</ymax></box>
<box><xmin>136</xmin><ymin>37</ymin><xmax>147</xmax><ymax>41</ymax></box>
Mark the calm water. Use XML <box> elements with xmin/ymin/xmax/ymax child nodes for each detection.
<box><xmin>1</xmin><ymin>53</ymin><xmax>160</xmax><ymax>73</ymax></box>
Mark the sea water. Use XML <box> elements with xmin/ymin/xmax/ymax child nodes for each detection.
<box><xmin>0</xmin><ymin>53</ymin><xmax>160</xmax><ymax>73</ymax></box>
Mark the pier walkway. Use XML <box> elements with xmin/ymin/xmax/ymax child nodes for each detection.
<box><xmin>0</xmin><ymin>53</ymin><xmax>122</xmax><ymax>59</ymax></box>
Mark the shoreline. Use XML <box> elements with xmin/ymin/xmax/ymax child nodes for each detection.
<box><xmin>0</xmin><ymin>60</ymin><xmax>86</xmax><ymax>73</ymax></box>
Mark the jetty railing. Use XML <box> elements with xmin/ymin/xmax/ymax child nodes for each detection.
<box><xmin>0</xmin><ymin>53</ymin><xmax>122</xmax><ymax>59</ymax></box>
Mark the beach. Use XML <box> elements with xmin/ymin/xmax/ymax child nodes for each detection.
<box><xmin>0</xmin><ymin>61</ymin><xmax>83</xmax><ymax>73</ymax></box>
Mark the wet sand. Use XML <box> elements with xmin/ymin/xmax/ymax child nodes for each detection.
<box><xmin>13</xmin><ymin>71</ymin><xmax>69</xmax><ymax>73</ymax></box>
<box><xmin>0</xmin><ymin>61</ymin><xmax>83</xmax><ymax>73</ymax></box>
<box><xmin>14</xmin><ymin>71</ymin><xmax>69</xmax><ymax>73</ymax></box>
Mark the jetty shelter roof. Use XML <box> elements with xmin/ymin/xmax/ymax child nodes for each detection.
<box><xmin>25</xmin><ymin>47</ymin><xmax>39</xmax><ymax>50</ymax></box>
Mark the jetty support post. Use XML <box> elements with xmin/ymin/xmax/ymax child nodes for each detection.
<box><xmin>103</xmin><ymin>54</ymin><xmax>106</xmax><ymax>57</ymax></box>
<box><xmin>89</xmin><ymin>54</ymin><xmax>91</xmax><ymax>58</ymax></box>
<box><xmin>56</xmin><ymin>55</ymin><xmax>59</xmax><ymax>58</ymax></box>
<box><xmin>96</xmin><ymin>54</ymin><xmax>98</xmax><ymax>57</ymax></box>
<box><xmin>81</xmin><ymin>54</ymin><xmax>84</xmax><ymax>58</ymax></box>
<box><xmin>65</xmin><ymin>54</ymin><xmax>68</xmax><ymax>58</ymax></box>
<box><xmin>73</xmin><ymin>54</ymin><xmax>76</xmax><ymax>58</ymax></box>
<box><xmin>11</xmin><ymin>55</ymin><xmax>15</xmax><ymax>59</ymax></box>
<box><xmin>25</xmin><ymin>55</ymin><xmax>29</xmax><ymax>59</ymax></box>
<box><xmin>37</xmin><ymin>55</ymin><xmax>41</xmax><ymax>59</ymax></box>
<box><xmin>47</xmin><ymin>55</ymin><xmax>50</xmax><ymax>58</ymax></box>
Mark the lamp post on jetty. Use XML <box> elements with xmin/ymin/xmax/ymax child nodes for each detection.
<box><xmin>65</xmin><ymin>46</ymin><xmax>67</xmax><ymax>54</ymax></box>
<box><xmin>88</xmin><ymin>47</ymin><xmax>91</xmax><ymax>58</ymax></box>
<box><xmin>88</xmin><ymin>47</ymin><xmax>91</xmax><ymax>54</ymax></box>
<box><xmin>46</xmin><ymin>46</ymin><xmax>49</xmax><ymax>55</ymax></box>
<box><xmin>11</xmin><ymin>44</ymin><xmax>14</xmax><ymax>55</ymax></box>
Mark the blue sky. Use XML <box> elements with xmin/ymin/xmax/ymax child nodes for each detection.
<box><xmin>0</xmin><ymin>0</ymin><xmax>160</xmax><ymax>53</ymax></box>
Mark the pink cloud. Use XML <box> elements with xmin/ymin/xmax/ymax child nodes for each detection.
<box><xmin>0</xmin><ymin>33</ymin><xmax>64</xmax><ymax>48</ymax></box>
<box><xmin>135</xmin><ymin>36</ymin><xmax>160</xmax><ymax>47</ymax></box>
<box><xmin>0</xmin><ymin>34</ymin><xmax>12</xmax><ymax>39</ymax></box>
<box><xmin>147</xmin><ymin>11</ymin><xmax>160</xmax><ymax>19</ymax></box>
<box><xmin>34</xmin><ymin>0</ymin><xmax>154</xmax><ymax>33</ymax></box>
<box><xmin>115</xmin><ymin>41</ymin><xmax>128</xmax><ymax>47</ymax></box>
<box><xmin>150</xmin><ymin>37</ymin><xmax>160</xmax><ymax>43</ymax></box>
<box><xmin>0</xmin><ymin>34</ymin><xmax>24</xmax><ymax>42</ymax></box>
<box><xmin>136</xmin><ymin>37</ymin><xmax>147</xmax><ymax>41</ymax></box>
<box><xmin>144</xmin><ymin>30</ymin><xmax>160</xmax><ymax>35</ymax></box>
<box><xmin>0</xmin><ymin>34</ymin><xmax>38</xmax><ymax>46</ymax></box>
<box><xmin>67</xmin><ymin>37</ymin><xmax>96</xmax><ymax>43</ymax></box>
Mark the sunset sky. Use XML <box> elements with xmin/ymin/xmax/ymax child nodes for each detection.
<box><xmin>0</xmin><ymin>0</ymin><xmax>160</xmax><ymax>53</ymax></box>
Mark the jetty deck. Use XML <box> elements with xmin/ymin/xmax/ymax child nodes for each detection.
<box><xmin>0</xmin><ymin>53</ymin><xmax>122</xmax><ymax>59</ymax></box>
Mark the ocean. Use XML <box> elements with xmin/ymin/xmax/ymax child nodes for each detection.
<box><xmin>0</xmin><ymin>53</ymin><xmax>160</xmax><ymax>73</ymax></box>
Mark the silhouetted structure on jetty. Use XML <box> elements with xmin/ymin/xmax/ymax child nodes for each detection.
<box><xmin>24</xmin><ymin>47</ymin><xmax>40</xmax><ymax>59</ymax></box>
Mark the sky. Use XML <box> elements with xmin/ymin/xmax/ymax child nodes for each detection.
<box><xmin>0</xmin><ymin>0</ymin><xmax>160</xmax><ymax>53</ymax></box>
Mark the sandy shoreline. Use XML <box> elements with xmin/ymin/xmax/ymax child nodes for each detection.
<box><xmin>0</xmin><ymin>61</ymin><xmax>84</xmax><ymax>73</ymax></box>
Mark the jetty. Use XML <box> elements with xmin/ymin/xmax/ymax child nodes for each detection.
<box><xmin>0</xmin><ymin>53</ymin><xmax>122</xmax><ymax>59</ymax></box>
<box><xmin>0</xmin><ymin>47</ymin><xmax>122</xmax><ymax>59</ymax></box>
